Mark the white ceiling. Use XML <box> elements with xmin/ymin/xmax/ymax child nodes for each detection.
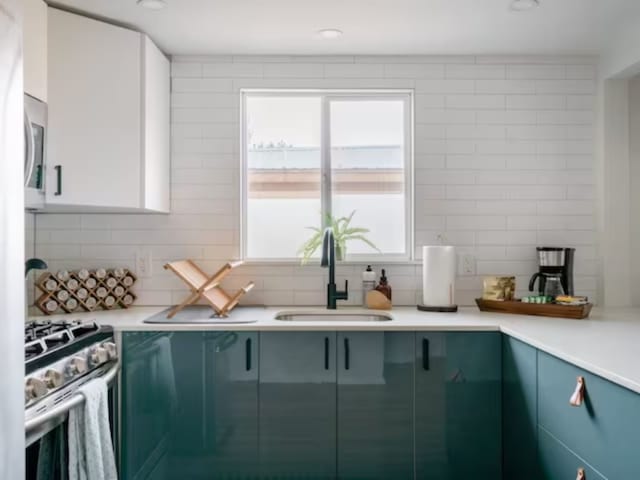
<box><xmin>49</xmin><ymin>0</ymin><xmax>640</xmax><ymax>56</ymax></box>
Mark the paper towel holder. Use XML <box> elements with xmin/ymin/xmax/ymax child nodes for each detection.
<box><xmin>417</xmin><ymin>304</ymin><xmax>458</xmax><ymax>312</ymax></box>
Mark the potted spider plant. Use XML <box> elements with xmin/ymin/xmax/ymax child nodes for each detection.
<box><xmin>297</xmin><ymin>210</ymin><xmax>380</xmax><ymax>264</ymax></box>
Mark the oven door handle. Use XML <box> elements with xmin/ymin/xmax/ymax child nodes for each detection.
<box><xmin>25</xmin><ymin>362</ymin><xmax>119</xmax><ymax>432</ymax></box>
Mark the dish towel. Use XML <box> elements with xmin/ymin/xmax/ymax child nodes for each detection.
<box><xmin>68</xmin><ymin>377</ymin><xmax>118</xmax><ymax>480</ymax></box>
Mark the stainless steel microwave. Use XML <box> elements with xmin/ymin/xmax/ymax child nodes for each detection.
<box><xmin>24</xmin><ymin>93</ymin><xmax>46</xmax><ymax>210</ymax></box>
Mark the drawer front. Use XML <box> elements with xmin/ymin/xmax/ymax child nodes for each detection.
<box><xmin>538</xmin><ymin>351</ymin><xmax>640</xmax><ymax>478</ymax></box>
<box><xmin>538</xmin><ymin>427</ymin><xmax>606</xmax><ymax>480</ymax></box>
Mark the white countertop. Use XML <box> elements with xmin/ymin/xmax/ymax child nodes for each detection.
<box><xmin>31</xmin><ymin>305</ymin><xmax>640</xmax><ymax>394</ymax></box>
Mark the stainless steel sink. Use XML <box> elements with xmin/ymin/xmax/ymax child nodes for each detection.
<box><xmin>274</xmin><ymin>310</ymin><xmax>393</xmax><ymax>322</ymax></box>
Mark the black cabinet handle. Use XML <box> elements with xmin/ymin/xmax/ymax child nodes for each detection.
<box><xmin>35</xmin><ymin>165</ymin><xmax>43</xmax><ymax>189</ymax></box>
<box><xmin>324</xmin><ymin>337</ymin><xmax>329</xmax><ymax>370</ymax></box>
<box><xmin>54</xmin><ymin>165</ymin><xmax>62</xmax><ymax>196</ymax></box>
<box><xmin>422</xmin><ymin>338</ymin><xmax>430</xmax><ymax>371</ymax></box>
<box><xmin>245</xmin><ymin>338</ymin><xmax>252</xmax><ymax>371</ymax></box>
<box><xmin>344</xmin><ymin>338</ymin><xmax>350</xmax><ymax>370</ymax></box>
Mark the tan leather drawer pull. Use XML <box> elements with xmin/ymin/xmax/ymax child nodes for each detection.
<box><xmin>570</xmin><ymin>376</ymin><xmax>585</xmax><ymax>407</ymax></box>
<box><xmin>576</xmin><ymin>467</ymin><xmax>586</xmax><ymax>480</ymax></box>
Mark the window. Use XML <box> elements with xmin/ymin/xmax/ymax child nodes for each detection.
<box><xmin>242</xmin><ymin>91</ymin><xmax>412</xmax><ymax>261</ymax></box>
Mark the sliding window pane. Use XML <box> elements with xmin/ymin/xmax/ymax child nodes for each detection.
<box><xmin>329</xmin><ymin>99</ymin><xmax>407</xmax><ymax>256</ymax></box>
<box><xmin>245</xmin><ymin>96</ymin><xmax>322</xmax><ymax>259</ymax></box>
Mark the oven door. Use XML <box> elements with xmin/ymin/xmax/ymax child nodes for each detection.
<box><xmin>25</xmin><ymin>361</ymin><xmax>119</xmax><ymax>480</ymax></box>
<box><xmin>24</xmin><ymin>93</ymin><xmax>46</xmax><ymax>210</ymax></box>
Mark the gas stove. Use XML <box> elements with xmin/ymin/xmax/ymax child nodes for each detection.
<box><xmin>24</xmin><ymin>318</ymin><xmax>117</xmax><ymax>424</ymax></box>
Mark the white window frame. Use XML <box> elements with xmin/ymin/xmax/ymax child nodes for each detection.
<box><xmin>240</xmin><ymin>89</ymin><xmax>414</xmax><ymax>263</ymax></box>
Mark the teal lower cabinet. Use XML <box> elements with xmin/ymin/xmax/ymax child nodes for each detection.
<box><xmin>502</xmin><ymin>336</ymin><xmax>539</xmax><ymax>480</ymax></box>
<box><xmin>121</xmin><ymin>331</ymin><xmax>259</xmax><ymax>480</ymax></box>
<box><xmin>202</xmin><ymin>331</ymin><xmax>259</xmax><ymax>479</ymax></box>
<box><xmin>415</xmin><ymin>332</ymin><xmax>502</xmax><ymax>480</ymax></box>
<box><xmin>336</xmin><ymin>332</ymin><xmax>414</xmax><ymax>480</ymax></box>
<box><xmin>538</xmin><ymin>427</ymin><xmax>606</xmax><ymax>480</ymax></box>
<box><xmin>122</xmin><ymin>329</ymin><xmax>640</xmax><ymax>480</ymax></box>
<box><xmin>537</xmin><ymin>350</ymin><xmax>640</xmax><ymax>479</ymax></box>
<box><xmin>258</xmin><ymin>332</ymin><xmax>337</xmax><ymax>479</ymax></box>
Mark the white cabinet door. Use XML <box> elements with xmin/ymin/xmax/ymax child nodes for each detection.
<box><xmin>47</xmin><ymin>8</ymin><xmax>147</xmax><ymax>211</ymax></box>
<box><xmin>23</xmin><ymin>0</ymin><xmax>47</xmax><ymax>101</ymax></box>
<box><xmin>142</xmin><ymin>36</ymin><xmax>170</xmax><ymax>213</ymax></box>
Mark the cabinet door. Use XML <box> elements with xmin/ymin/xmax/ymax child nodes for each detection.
<box><xmin>47</xmin><ymin>8</ymin><xmax>142</xmax><ymax>209</ymax></box>
<box><xmin>23</xmin><ymin>0</ymin><xmax>47</xmax><ymax>101</ymax></box>
<box><xmin>202</xmin><ymin>331</ymin><xmax>259</xmax><ymax>479</ymax></box>
<box><xmin>121</xmin><ymin>331</ymin><xmax>202</xmax><ymax>480</ymax></box>
<box><xmin>259</xmin><ymin>332</ymin><xmax>337</xmax><ymax>479</ymax></box>
<box><xmin>337</xmin><ymin>332</ymin><xmax>414</xmax><ymax>480</ymax></box>
<box><xmin>538</xmin><ymin>427</ymin><xmax>606</xmax><ymax>480</ymax></box>
<box><xmin>415</xmin><ymin>332</ymin><xmax>502</xmax><ymax>480</ymax></box>
<box><xmin>503</xmin><ymin>336</ymin><xmax>539</xmax><ymax>480</ymax></box>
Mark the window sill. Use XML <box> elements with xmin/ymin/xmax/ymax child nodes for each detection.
<box><xmin>241</xmin><ymin>258</ymin><xmax>420</xmax><ymax>266</ymax></box>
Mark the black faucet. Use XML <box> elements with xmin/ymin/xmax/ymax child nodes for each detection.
<box><xmin>321</xmin><ymin>227</ymin><xmax>348</xmax><ymax>309</ymax></box>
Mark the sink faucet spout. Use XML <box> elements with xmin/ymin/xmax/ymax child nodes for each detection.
<box><xmin>321</xmin><ymin>227</ymin><xmax>348</xmax><ymax>309</ymax></box>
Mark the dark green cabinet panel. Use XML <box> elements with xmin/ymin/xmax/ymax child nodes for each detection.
<box><xmin>259</xmin><ymin>332</ymin><xmax>337</xmax><ymax>479</ymax></box>
<box><xmin>538</xmin><ymin>427</ymin><xmax>606</xmax><ymax>480</ymax></box>
<box><xmin>415</xmin><ymin>332</ymin><xmax>502</xmax><ymax>480</ymax></box>
<box><xmin>336</xmin><ymin>332</ymin><xmax>414</xmax><ymax>480</ymax></box>
<box><xmin>202</xmin><ymin>331</ymin><xmax>259</xmax><ymax>479</ymax></box>
<box><xmin>502</xmin><ymin>336</ymin><xmax>539</xmax><ymax>480</ymax></box>
<box><xmin>121</xmin><ymin>331</ymin><xmax>258</xmax><ymax>480</ymax></box>
<box><xmin>538</xmin><ymin>351</ymin><xmax>640</xmax><ymax>479</ymax></box>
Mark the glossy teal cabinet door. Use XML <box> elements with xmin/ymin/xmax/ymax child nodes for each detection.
<box><xmin>121</xmin><ymin>331</ymin><xmax>259</xmax><ymax>480</ymax></box>
<box><xmin>122</xmin><ymin>331</ymin><xmax>201</xmax><ymax>480</ymax></box>
<box><xmin>202</xmin><ymin>331</ymin><xmax>259</xmax><ymax>479</ymax></box>
<box><xmin>538</xmin><ymin>427</ymin><xmax>606</xmax><ymax>480</ymax></box>
<box><xmin>336</xmin><ymin>332</ymin><xmax>414</xmax><ymax>480</ymax></box>
<box><xmin>503</xmin><ymin>336</ymin><xmax>539</xmax><ymax>480</ymax></box>
<box><xmin>259</xmin><ymin>332</ymin><xmax>337</xmax><ymax>479</ymax></box>
<box><xmin>415</xmin><ymin>332</ymin><xmax>502</xmax><ymax>480</ymax></box>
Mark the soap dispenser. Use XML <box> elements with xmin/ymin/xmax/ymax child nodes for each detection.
<box><xmin>362</xmin><ymin>265</ymin><xmax>376</xmax><ymax>307</ymax></box>
<box><xmin>375</xmin><ymin>269</ymin><xmax>392</xmax><ymax>301</ymax></box>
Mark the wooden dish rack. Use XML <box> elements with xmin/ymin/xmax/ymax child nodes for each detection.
<box><xmin>36</xmin><ymin>268</ymin><xmax>137</xmax><ymax>314</ymax></box>
<box><xmin>164</xmin><ymin>259</ymin><xmax>254</xmax><ymax>318</ymax></box>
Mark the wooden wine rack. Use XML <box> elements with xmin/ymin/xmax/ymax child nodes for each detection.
<box><xmin>35</xmin><ymin>268</ymin><xmax>137</xmax><ymax>315</ymax></box>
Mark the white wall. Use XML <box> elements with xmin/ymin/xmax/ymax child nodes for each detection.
<box><xmin>0</xmin><ymin>0</ymin><xmax>25</xmax><ymax>476</ymax></box>
<box><xmin>35</xmin><ymin>55</ymin><xmax>598</xmax><ymax>306</ymax></box>
<box><xmin>629</xmin><ymin>76</ymin><xmax>640</xmax><ymax>305</ymax></box>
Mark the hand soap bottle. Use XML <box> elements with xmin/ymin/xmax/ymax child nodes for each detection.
<box><xmin>375</xmin><ymin>269</ymin><xmax>392</xmax><ymax>301</ymax></box>
<box><xmin>362</xmin><ymin>265</ymin><xmax>376</xmax><ymax>307</ymax></box>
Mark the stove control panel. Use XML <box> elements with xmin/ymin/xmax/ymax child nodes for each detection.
<box><xmin>24</xmin><ymin>338</ymin><xmax>117</xmax><ymax>407</ymax></box>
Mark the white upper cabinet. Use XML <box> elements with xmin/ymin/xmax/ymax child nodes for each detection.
<box><xmin>23</xmin><ymin>0</ymin><xmax>48</xmax><ymax>101</ymax></box>
<box><xmin>46</xmin><ymin>8</ymin><xmax>170</xmax><ymax>213</ymax></box>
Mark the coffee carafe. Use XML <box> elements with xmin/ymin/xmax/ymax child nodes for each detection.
<box><xmin>528</xmin><ymin>247</ymin><xmax>575</xmax><ymax>296</ymax></box>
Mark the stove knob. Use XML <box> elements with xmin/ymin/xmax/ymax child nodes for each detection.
<box><xmin>90</xmin><ymin>347</ymin><xmax>109</xmax><ymax>366</ymax></box>
<box><xmin>44</xmin><ymin>369</ymin><xmax>64</xmax><ymax>389</ymax></box>
<box><xmin>67</xmin><ymin>356</ymin><xmax>88</xmax><ymax>376</ymax></box>
<box><xmin>25</xmin><ymin>378</ymin><xmax>47</xmax><ymax>401</ymax></box>
<box><xmin>103</xmin><ymin>342</ymin><xmax>117</xmax><ymax>360</ymax></box>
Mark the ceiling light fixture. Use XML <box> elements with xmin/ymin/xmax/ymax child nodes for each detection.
<box><xmin>510</xmin><ymin>0</ymin><xmax>539</xmax><ymax>11</ymax></box>
<box><xmin>318</xmin><ymin>29</ymin><xmax>343</xmax><ymax>40</ymax></box>
<box><xmin>137</xmin><ymin>0</ymin><xmax>166</xmax><ymax>10</ymax></box>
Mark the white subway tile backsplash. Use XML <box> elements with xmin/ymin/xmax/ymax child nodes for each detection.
<box><xmin>446</xmin><ymin>64</ymin><xmax>505</xmax><ymax>79</ymax></box>
<box><xmin>33</xmin><ymin>55</ymin><xmax>597</xmax><ymax>306</ymax></box>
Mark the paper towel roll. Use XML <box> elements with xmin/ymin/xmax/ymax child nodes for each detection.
<box><xmin>422</xmin><ymin>246</ymin><xmax>457</xmax><ymax>307</ymax></box>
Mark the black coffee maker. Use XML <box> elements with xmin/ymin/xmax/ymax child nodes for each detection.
<box><xmin>528</xmin><ymin>247</ymin><xmax>575</xmax><ymax>296</ymax></box>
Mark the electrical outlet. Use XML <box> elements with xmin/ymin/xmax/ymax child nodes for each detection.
<box><xmin>458</xmin><ymin>254</ymin><xmax>476</xmax><ymax>276</ymax></box>
<box><xmin>135</xmin><ymin>250</ymin><xmax>153</xmax><ymax>278</ymax></box>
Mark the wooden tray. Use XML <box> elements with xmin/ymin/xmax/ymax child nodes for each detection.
<box><xmin>475</xmin><ymin>298</ymin><xmax>593</xmax><ymax>319</ymax></box>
